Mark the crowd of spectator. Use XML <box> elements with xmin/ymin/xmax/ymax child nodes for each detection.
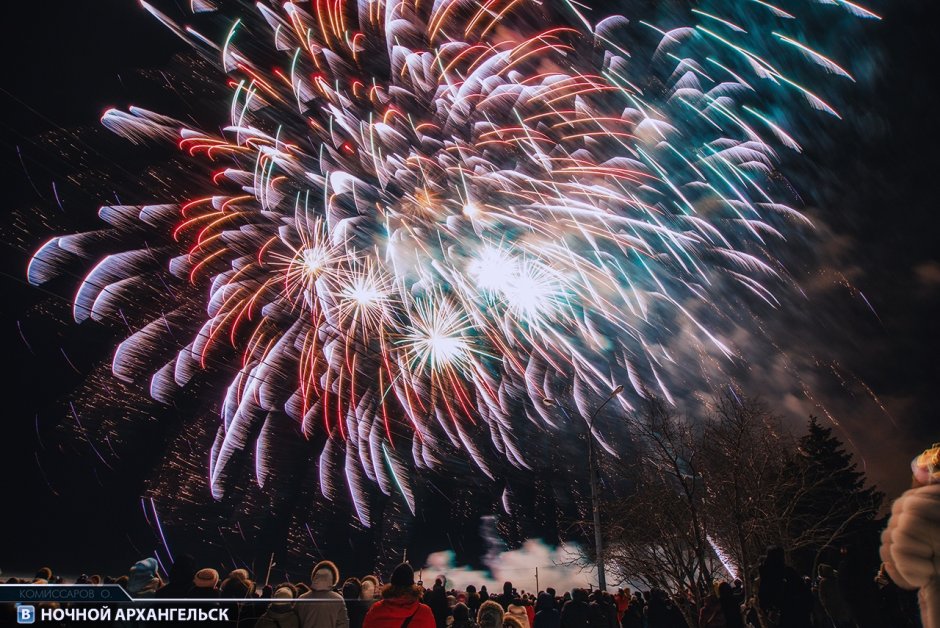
<box><xmin>1</xmin><ymin>544</ymin><xmax>923</xmax><ymax>627</ymax></box>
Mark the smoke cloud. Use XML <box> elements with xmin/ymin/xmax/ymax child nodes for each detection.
<box><xmin>421</xmin><ymin>537</ymin><xmax>596</xmax><ymax>593</ymax></box>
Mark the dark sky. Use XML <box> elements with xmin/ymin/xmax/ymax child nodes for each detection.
<box><xmin>0</xmin><ymin>1</ymin><xmax>188</xmax><ymax>577</ymax></box>
<box><xmin>1</xmin><ymin>0</ymin><xmax>938</xmax><ymax>578</ymax></box>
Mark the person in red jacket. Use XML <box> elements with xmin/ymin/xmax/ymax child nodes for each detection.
<box><xmin>363</xmin><ymin>563</ymin><xmax>436</xmax><ymax>628</ymax></box>
<box><xmin>613</xmin><ymin>590</ymin><xmax>630</xmax><ymax>626</ymax></box>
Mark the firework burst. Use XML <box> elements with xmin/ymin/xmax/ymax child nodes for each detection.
<box><xmin>28</xmin><ymin>0</ymin><xmax>876</xmax><ymax>525</ymax></box>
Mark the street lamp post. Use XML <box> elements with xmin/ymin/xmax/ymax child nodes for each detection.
<box><xmin>543</xmin><ymin>384</ymin><xmax>623</xmax><ymax>591</ymax></box>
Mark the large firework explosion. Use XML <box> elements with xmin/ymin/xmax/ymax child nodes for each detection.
<box><xmin>26</xmin><ymin>0</ymin><xmax>876</xmax><ymax>549</ymax></box>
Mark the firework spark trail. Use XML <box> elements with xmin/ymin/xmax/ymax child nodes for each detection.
<box><xmin>150</xmin><ymin>497</ymin><xmax>175</xmax><ymax>563</ymax></box>
<box><xmin>707</xmin><ymin>534</ymin><xmax>739</xmax><ymax>580</ymax></box>
<box><xmin>28</xmin><ymin>0</ymin><xmax>875</xmax><ymax>524</ymax></box>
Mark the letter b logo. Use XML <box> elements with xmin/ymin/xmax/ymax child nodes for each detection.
<box><xmin>16</xmin><ymin>605</ymin><xmax>36</xmax><ymax>624</ymax></box>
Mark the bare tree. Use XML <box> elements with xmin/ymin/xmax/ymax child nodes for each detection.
<box><xmin>700</xmin><ymin>393</ymin><xmax>792</xmax><ymax>594</ymax></box>
<box><xmin>603</xmin><ymin>396</ymin><xmax>719</xmax><ymax>622</ymax></box>
<box><xmin>597</xmin><ymin>392</ymin><xmax>881</xmax><ymax>623</ymax></box>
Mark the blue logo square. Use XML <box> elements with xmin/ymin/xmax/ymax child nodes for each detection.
<box><xmin>16</xmin><ymin>605</ymin><xmax>36</xmax><ymax>624</ymax></box>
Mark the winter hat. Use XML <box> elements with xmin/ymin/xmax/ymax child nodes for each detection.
<box><xmin>535</xmin><ymin>592</ymin><xmax>554</xmax><ymax>612</ymax></box>
<box><xmin>361</xmin><ymin>575</ymin><xmax>380</xmax><ymax>599</ymax></box>
<box><xmin>229</xmin><ymin>568</ymin><xmax>250</xmax><ymax>582</ymax></box>
<box><xmin>127</xmin><ymin>558</ymin><xmax>159</xmax><ymax>595</ymax></box>
<box><xmin>274</xmin><ymin>585</ymin><xmax>295</xmax><ymax>600</ymax></box>
<box><xmin>194</xmin><ymin>568</ymin><xmax>220</xmax><ymax>589</ymax></box>
<box><xmin>390</xmin><ymin>563</ymin><xmax>415</xmax><ymax>587</ymax></box>
<box><xmin>311</xmin><ymin>560</ymin><xmax>340</xmax><ymax>589</ymax></box>
<box><xmin>453</xmin><ymin>603</ymin><xmax>470</xmax><ymax>621</ymax></box>
<box><xmin>880</xmin><ymin>483</ymin><xmax>940</xmax><ymax>628</ymax></box>
<box><xmin>343</xmin><ymin>578</ymin><xmax>363</xmax><ymax>599</ymax></box>
<box><xmin>130</xmin><ymin>558</ymin><xmax>158</xmax><ymax>578</ymax></box>
<box><xmin>221</xmin><ymin>570</ymin><xmax>253</xmax><ymax>598</ymax></box>
<box><xmin>508</xmin><ymin>601</ymin><xmax>526</xmax><ymax>612</ymax></box>
<box><xmin>478</xmin><ymin>600</ymin><xmax>505</xmax><ymax>628</ymax></box>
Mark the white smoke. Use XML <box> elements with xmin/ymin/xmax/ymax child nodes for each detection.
<box><xmin>420</xmin><ymin>538</ymin><xmax>596</xmax><ymax>594</ymax></box>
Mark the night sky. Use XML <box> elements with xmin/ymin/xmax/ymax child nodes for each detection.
<box><xmin>1</xmin><ymin>0</ymin><xmax>938</xmax><ymax>579</ymax></box>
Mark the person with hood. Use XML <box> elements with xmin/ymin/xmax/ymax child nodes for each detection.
<box><xmin>533</xmin><ymin>592</ymin><xmax>560</xmax><ymax>628</ymax></box>
<box><xmin>362</xmin><ymin>563</ymin><xmax>435</xmax><ymax>628</ymax></box>
<box><xmin>345</xmin><ymin>578</ymin><xmax>371</xmax><ymax>628</ymax></box>
<box><xmin>817</xmin><ymin>565</ymin><xmax>854</xmax><ymax>628</ymax></box>
<box><xmin>191</xmin><ymin>568</ymin><xmax>222</xmax><ymax>599</ymax></box>
<box><xmin>560</xmin><ymin>589</ymin><xmax>591</xmax><ymax>628</ymax></box>
<box><xmin>34</xmin><ymin>567</ymin><xmax>53</xmax><ymax>583</ymax></box>
<box><xmin>698</xmin><ymin>591</ymin><xmax>726</xmax><ymax>628</ymax></box>
<box><xmin>220</xmin><ymin>568</ymin><xmax>256</xmax><ymax>598</ymax></box>
<box><xmin>621</xmin><ymin>595</ymin><xmax>643</xmax><ymax>628</ymax></box>
<box><xmin>449</xmin><ymin>595</ymin><xmax>459</xmax><ymax>625</ymax></box>
<box><xmin>298</xmin><ymin>560</ymin><xmax>350</xmax><ymax>628</ymax></box>
<box><xmin>126</xmin><ymin>558</ymin><xmax>163</xmax><ymax>597</ymax></box>
<box><xmin>426</xmin><ymin>578</ymin><xmax>450</xmax><ymax>628</ymax></box>
<box><xmin>757</xmin><ymin>546</ymin><xmax>808</xmax><ymax>628</ymax></box>
<box><xmin>362</xmin><ymin>576</ymin><xmax>381</xmax><ymax>604</ymax></box>
<box><xmin>466</xmin><ymin>586</ymin><xmax>482</xmax><ymax>619</ymax></box>
<box><xmin>836</xmin><ymin>546</ymin><xmax>879</xmax><ymax>628</ymax></box>
<box><xmin>645</xmin><ymin>589</ymin><xmax>688</xmax><ymax>628</ymax></box>
<box><xmin>524</xmin><ymin>597</ymin><xmax>535</xmax><ymax>628</ymax></box>
<box><xmin>257</xmin><ymin>584</ymin><xmax>303</xmax><ymax>628</ymax></box>
<box><xmin>498</xmin><ymin>584</ymin><xmax>515</xmax><ymax>611</ymax></box>
<box><xmin>478</xmin><ymin>600</ymin><xmax>505</xmax><ymax>628</ymax></box>
<box><xmin>613</xmin><ymin>590</ymin><xmax>630</xmax><ymax>626</ymax></box>
<box><xmin>730</xmin><ymin>581</ymin><xmax>745</xmax><ymax>607</ymax></box>
<box><xmin>221</xmin><ymin>569</ymin><xmax>262</xmax><ymax>628</ymax></box>
<box><xmin>716</xmin><ymin>582</ymin><xmax>744</xmax><ymax>628</ymax></box>
<box><xmin>506</xmin><ymin>598</ymin><xmax>530</xmax><ymax>628</ymax></box>
<box><xmin>156</xmin><ymin>554</ymin><xmax>196</xmax><ymax>599</ymax></box>
<box><xmin>452</xmin><ymin>602</ymin><xmax>476</xmax><ymax>628</ymax></box>
<box><xmin>590</xmin><ymin>591</ymin><xmax>618</xmax><ymax>628</ymax></box>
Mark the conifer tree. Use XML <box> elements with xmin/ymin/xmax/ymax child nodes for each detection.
<box><xmin>783</xmin><ymin>417</ymin><xmax>883</xmax><ymax>573</ymax></box>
